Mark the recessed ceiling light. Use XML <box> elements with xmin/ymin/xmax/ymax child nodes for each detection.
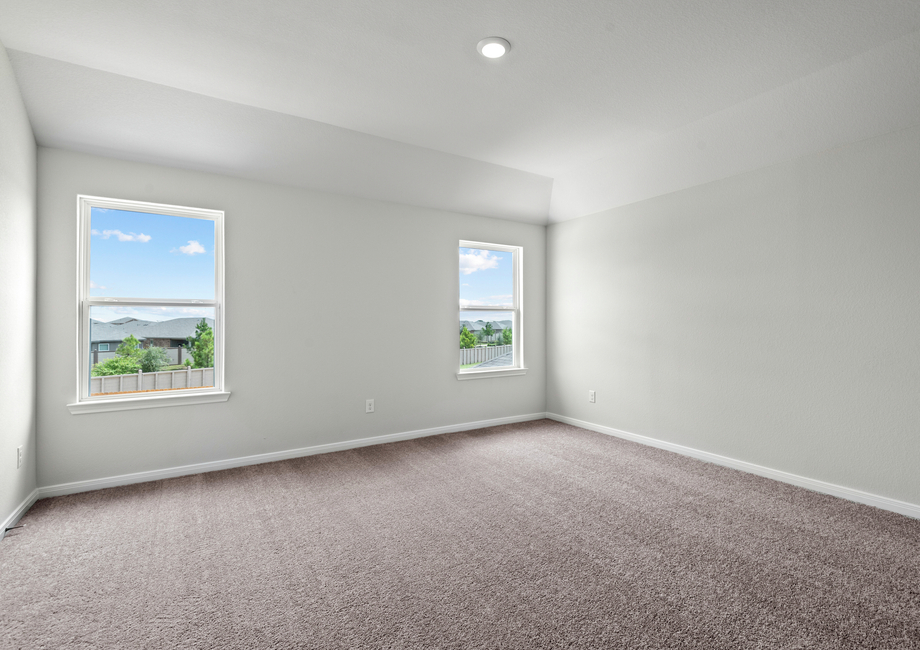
<box><xmin>477</xmin><ymin>37</ymin><xmax>511</xmax><ymax>59</ymax></box>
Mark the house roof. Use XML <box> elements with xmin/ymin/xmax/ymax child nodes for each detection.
<box><xmin>460</xmin><ymin>320</ymin><xmax>511</xmax><ymax>333</ymax></box>
<box><xmin>91</xmin><ymin>318</ymin><xmax>215</xmax><ymax>344</ymax></box>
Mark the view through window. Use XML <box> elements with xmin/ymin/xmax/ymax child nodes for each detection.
<box><xmin>459</xmin><ymin>242</ymin><xmax>521</xmax><ymax>373</ymax></box>
<box><xmin>78</xmin><ymin>197</ymin><xmax>223</xmax><ymax>400</ymax></box>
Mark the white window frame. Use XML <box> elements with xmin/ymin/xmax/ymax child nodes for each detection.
<box><xmin>68</xmin><ymin>195</ymin><xmax>229</xmax><ymax>414</ymax></box>
<box><xmin>98</xmin><ymin>343</ymin><xmax>109</xmax><ymax>352</ymax></box>
<box><xmin>457</xmin><ymin>240</ymin><xmax>526</xmax><ymax>380</ymax></box>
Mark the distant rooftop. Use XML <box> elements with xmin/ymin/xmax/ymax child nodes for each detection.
<box><xmin>92</xmin><ymin>317</ymin><xmax>214</xmax><ymax>343</ymax></box>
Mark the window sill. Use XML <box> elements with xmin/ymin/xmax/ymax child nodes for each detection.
<box><xmin>68</xmin><ymin>390</ymin><xmax>231</xmax><ymax>415</ymax></box>
<box><xmin>456</xmin><ymin>367</ymin><xmax>528</xmax><ymax>381</ymax></box>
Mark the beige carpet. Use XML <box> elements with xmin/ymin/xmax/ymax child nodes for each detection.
<box><xmin>2</xmin><ymin>419</ymin><xmax>919</xmax><ymax>649</ymax></box>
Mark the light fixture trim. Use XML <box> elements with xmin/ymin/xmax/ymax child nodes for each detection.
<box><xmin>477</xmin><ymin>37</ymin><xmax>511</xmax><ymax>59</ymax></box>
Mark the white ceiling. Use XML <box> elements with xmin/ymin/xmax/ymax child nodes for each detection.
<box><xmin>2</xmin><ymin>0</ymin><xmax>920</xmax><ymax>224</ymax></box>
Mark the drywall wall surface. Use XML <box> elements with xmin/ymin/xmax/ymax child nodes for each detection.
<box><xmin>547</xmin><ymin>125</ymin><xmax>920</xmax><ymax>506</ymax></box>
<box><xmin>0</xmin><ymin>43</ymin><xmax>37</xmax><ymax>521</ymax></box>
<box><xmin>36</xmin><ymin>148</ymin><xmax>545</xmax><ymax>487</ymax></box>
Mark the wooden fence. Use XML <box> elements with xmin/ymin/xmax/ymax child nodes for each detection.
<box><xmin>460</xmin><ymin>345</ymin><xmax>512</xmax><ymax>366</ymax></box>
<box><xmin>91</xmin><ymin>367</ymin><xmax>214</xmax><ymax>396</ymax></box>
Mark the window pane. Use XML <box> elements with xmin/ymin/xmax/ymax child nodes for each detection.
<box><xmin>90</xmin><ymin>207</ymin><xmax>215</xmax><ymax>299</ymax></box>
<box><xmin>459</xmin><ymin>247</ymin><xmax>513</xmax><ymax>308</ymax></box>
<box><xmin>89</xmin><ymin>306</ymin><xmax>216</xmax><ymax>397</ymax></box>
<box><xmin>459</xmin><ymin>310</ymin><xmax>513</xmax><ymax>369</ymax></box>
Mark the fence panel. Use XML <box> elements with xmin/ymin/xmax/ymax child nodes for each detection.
<box><xmin>459</xmin><ymin>345</ymin><xmax>512</xmax><ymax>366</ymax></box>
<box><xmin>90</xmin><ymin>367</ymin><xmax>215</xmax><ymax>396</ymax></box>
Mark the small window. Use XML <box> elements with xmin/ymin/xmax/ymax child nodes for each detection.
<box><xmin>70</xmin><ymin>196</ymin><xmax>227</xmax><ymax>413</ymax></box>
<box><xmin>458</xmin><ymin>241</ymin><xmax>525</xmax><ymax>379</ymax></box>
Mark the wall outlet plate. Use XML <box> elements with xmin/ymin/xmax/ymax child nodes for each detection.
<box><xmin>17</xmin><ymin>445</ymin><xmax>23</xmax><ymax>469</ymax></box>
<box><xmin>366</xmin><ymin>399</ymin><xmax>375</xmax><ymax>413</ymax></box>
<box><xmin>588</xmin><ymin>390</ymin><xmax>596</xmax><ymax>403</ymax></box>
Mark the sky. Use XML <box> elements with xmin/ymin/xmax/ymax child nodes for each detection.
<box><xmin>90</xmin><ymin>305</ymin><xmax>214</xmax><ymax>323</ymax></box>
<box><xmin>90</xmin><ymin>208</ymin><xmax>215</xmax><ymax>308</ymax></box>
<box><xmin>459</xmin><ymin>247</ymin><xmax>513</xmax><ymax>310</ymax></box>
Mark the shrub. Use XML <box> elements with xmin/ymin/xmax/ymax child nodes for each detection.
<box><xmin>187</xmin><ymin>319</ymin><xmax>214</xmax><ymax>368</ymax></box>
<box><xmin>459</xmin><ymin>325</ymin><xmax>477</xmax><ymax>349</ymax></box>
<box><xmin>137</xmin><ymin>346</ymin><xmax>169</xmax><ymax>373</ymax></box>
<box><xmin>115</xmin><ymin>334</ymin><xmax>142</xmax><ymax>358</ymax></box>
<box><xmin>92</xmin><ymin>355</ymin><xmax>140</xmax><ymax>377</ymax></box>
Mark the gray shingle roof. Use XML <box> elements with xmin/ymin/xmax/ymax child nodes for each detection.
<box><xmin>460</xmin><ymin>319</ymin><xmax>511</xmax><ymax>333</ymax></box>
<box><xmin>91</xmin><ymin>317</ymin><xmax>215</xmax><ymax>344</ymax></box>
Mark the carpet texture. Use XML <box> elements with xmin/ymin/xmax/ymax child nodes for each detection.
<box><xmin>2</xmin><ymin>420</ymin><xmax>919</xmax><ymax>649</ymax></box>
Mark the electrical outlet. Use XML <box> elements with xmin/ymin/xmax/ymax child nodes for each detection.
<box><xmin>366</xmin><ymin>399</ymin><xmax>375</xmax><ymax>413</ymax></box>
<box><xmin>17</xmin><ymin>446</ymin><xmax>23</xmax><ymax>469</ymax></box>
<box><xmin>588</xmin><ymin>390</ymin><xmax>596</xmax><ymax>403</ymax></box>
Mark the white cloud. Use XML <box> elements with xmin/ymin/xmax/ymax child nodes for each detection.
<box><xmin>93</xmin><ymin>229</ymin><xmax>151</xmax><ymax>242</ymax></box>
<box><xmin>89</xmin><ymin>281</ymin><xmax>106</xmax><ymax>290</ymax></box>
<box><xmin>462</xmin><ymin>283</ymin><xmax>470</xmax><ymax>286</ymax></box>
<box><xmin>459</xmin><ymin>249</ymin><xmax>501</xmax><ymax>275</ymax></box>
<box><xmin>490</xmin><ymin>294</ymin><xmax>512</xmax><ymax>299</ymax></box>
<box><xmin>93</xmin><ymin>305</ymin><xmax>213</xmax><ymax>322</ymax></box>
<box><xmin>178</xmin><ymin>240</ymin><xmax>206</xmax><ymax>255</ymax></box>
<box><xmin>460</xmin><ymin>298</ymin><xmax>512</xmax><ymax>308</ymax></box>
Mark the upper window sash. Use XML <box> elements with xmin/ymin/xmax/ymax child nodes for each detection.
<box><xmin>77</xmin><ymin>195</ymin><xmax>223</xmax><ymax>303</ymax></box>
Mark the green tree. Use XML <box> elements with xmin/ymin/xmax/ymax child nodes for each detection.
<box><xmin>115</xmin><ymin>334</ymin><xmax>141</xmax><ymax>358</ymax></box>
<box><xmin>460</xmin><ymin>325</ymin><xmax>477</xmax><ymax>349</ymax></box>
<box><xmin>502</xmin><ymin>328</ymin><xmax>512</xmax><ymax>346</ymax></box>
<box><xmin>91</xmin><ymin>355</ymin><xmax>140</xmax><ymax>376</ymax></box>
<box><xmin>137</xmin><ymin>346</ymin><xmax>169</xmax><ymax>373</ymax></box>
<box><xmin>187</xmin><ymin>319</ymin><xmax>214</xmax><ymax>368</ymax></box>
<box><xmin>482</xmin><ymin>322</ymin><xmax>494</xmax><ymax>341</ymax></box>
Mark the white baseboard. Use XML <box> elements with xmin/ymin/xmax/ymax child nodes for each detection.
<box><xmin>2</xmin><ymin>488</ymin><xmax>39</xmax><ymax>539</ymax></box>
<box><xmin>37</xmin><ymin>412</ymin><xmax>548</xmax><ymax>499</ymax></box>
<box><xmin>25</xmin><ymin>412</ymin><xmax>915</xmax><ymax>523</ymax></box>
<box><xmin>547</xmin><ymin>412</ymin><xmax>920</xmax><ymax>520</ymax></box>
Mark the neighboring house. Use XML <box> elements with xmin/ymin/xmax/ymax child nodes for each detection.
<box><xmin>459</xmin><ymin>320</ymin><xmax>512</xmax><ymax>344</ymax></box>
<box><xmin>90</xmin><ymin>317</ymin><xmax>216</xmax><ymax>364</ymax></box>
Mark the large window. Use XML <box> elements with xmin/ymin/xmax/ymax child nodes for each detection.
<box><xmin>69</xmin><ymin>196</ymin><xmax>228</xmax><ymax>414</ymax></box>
<box><xmin>458</xmin><ymin>241</ymin><xmax>525</xmax><ymax>379</ymax></box>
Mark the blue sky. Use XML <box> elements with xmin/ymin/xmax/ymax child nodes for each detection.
<box><xmin>90</xmin><ymin>208</ymin><xmax>215</xmax><ymax>318</ymax></box>
<box><xmin>459</xmin><ymin>247</ymin><xmax>513</xmax><ymax>309</ymax></box>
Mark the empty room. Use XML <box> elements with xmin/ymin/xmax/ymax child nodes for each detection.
<box><xmin>2</xmin><ymin>1</ymin><xmax>919</xmax><ymax>648</ymax></box>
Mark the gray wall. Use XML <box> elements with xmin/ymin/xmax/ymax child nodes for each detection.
<box><xmin>37</xmin><ymin>148</ymin><xmax>546</xmax><ymax>487</ymax></box>
<box><xmin>547</xmin><ymin>124</ymin><xmax>920</xmax><ymax>506</ymax></box>
<box><xmin>0</xmin><ymin>44</ymin><xmax>37</xmax><ymax>520</ymax></box>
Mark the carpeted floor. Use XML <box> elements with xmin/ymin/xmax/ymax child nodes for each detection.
<box><xmin>2</xmin><ymin>419</ymin><xmax>919</xmax><ymax>649</ymax></box>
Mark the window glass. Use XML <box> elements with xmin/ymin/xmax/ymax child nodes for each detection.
<box><xmin>89</xmin><ymin>307</ymin><xmax>216</xmax><ymax>396</ymax></box>
<box><xmin>90</xmin><ymin>207</ymin><xmax>215</xmax><ymax>299</ymax></box>
<box><xmin>459</xmin><ymin>247</ymin><xmax>513</xmax><ymax>308</ymax></box>
<box><xmin>459</xmin><ymin>310</ymin><xmax>514</xmax><ymax>369</ymax></box>
<box><xmin>458</xmin><ymin>241</ymin><xmax>521</xmax><ymax>375</ymax></box>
